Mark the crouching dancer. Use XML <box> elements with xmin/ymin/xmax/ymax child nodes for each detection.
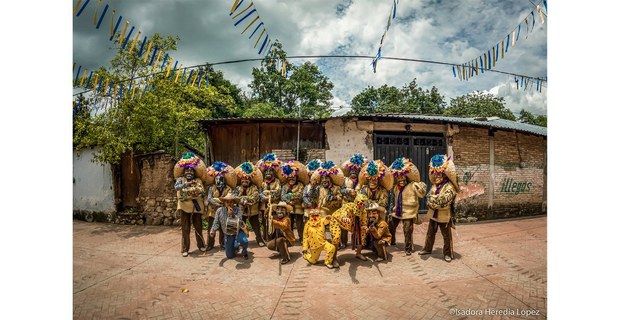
<box><xmin>302</xmin><ymin>209</ymin><xmax>336</xmax><ymax>269</ymax></box>
<box><xmin>210</xmin><ymin>194</ymin><xmax>250</xmax><ymax>259</ymax></box>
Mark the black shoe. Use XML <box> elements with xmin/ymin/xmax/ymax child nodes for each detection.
<box><xmin>243</xmin><ymin>253</ymin><xmax>249</xmax><ymax>260</ymax></box>
<box><xmin>205</xmin><ymin>246</ymin><xmax>214</xmax><ymax>252</ymax></box>
<box><xmin>418</xmin><ymin>250</ymin><xmax>431</xmax><ymax>255</ymax></box>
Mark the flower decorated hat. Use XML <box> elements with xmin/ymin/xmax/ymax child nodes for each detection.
<box><xmin>341</xmin><ymin>153</ymin><xmax>368</xmax><ymax>177</ymax></box>
<box><xmin>256</xmin><ymin>153</ymin><xmax>282</xmax><ymax>172</ymax></box>
<box><xmin>310</xmin><ymin>160</ymin><xmax>345</xmax><ymax>186</ymax></box>
<box><xmin>429</xmin><ymin>154</ymin><xmax>459</xmax><ymax>192</ymax></box>
<box><xmin>280</xmin><ymin>160</ymin><xmax>309</xmax><ymax>185</ymax></box>
<box><xmin>205</xmin><ymin>161</ymin><xmax>237</xmax><ymax>188</ymax></box>
<box><xmin>359</xmin><ymin>160</ymin><xmax>394</xmax><ymax>190</ymax></box>
<box><xmin>389</xmin><ymin>157</ymin><xmax>421</xmax><ymax>183</ymax></box>
<box><xmin>235</xmin><ymin>161</ymin><xmax>264</xmax><ymax>187</ymax></box>
<box><xmin>173</xmin><ymin>152</ymin><xmax>208</xmax><ymax>181</ymax></box>
<box><xmin>306</xmin><ymin>159</ymin><xmax>322</xmax><ymax>176</ymax></box>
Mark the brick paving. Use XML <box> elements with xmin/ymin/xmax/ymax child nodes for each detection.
<box><xmin>74</xmin><ymin>215</ymin><xmax>547</xmax><ymax>319</ymax></box>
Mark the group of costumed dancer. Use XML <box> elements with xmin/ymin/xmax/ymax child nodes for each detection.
<box><xmin>173</xmin><ymin>151</ymin><xmax>460</xmax><ymax>267</ymax></box>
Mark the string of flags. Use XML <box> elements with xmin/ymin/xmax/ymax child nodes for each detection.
<box><xmin>229</xmin><ymin>0</ymin><xmax>274</xmax><ymax>57</ymax></box>
<box><xmin>452</xmin><ymin>0</ymin><xmax>547</xmax><ymax>92</ymax></box>
<box><xmin>371</xmin><ymin>0</ymin><xmax>399</xmax><ymax>73</ymax></box>
<box><xmin>73</xmin><ymin>0</ymin><xmax>211</xmax><ymax>108</ymax></box>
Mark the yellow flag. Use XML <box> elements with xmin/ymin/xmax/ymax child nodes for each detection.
<box><xmin>230</xmin><ymin>0</ymin><xmax>241</xmax><ymax>15</ymax></box>
<box><xmin>110</xmin><ymin>10</ymin><xmax>116</xmax><ymax>37</ymax></box>
<box><xmin>92</xmin><ymin>74</ymin><xmax>99</xmax><ymax>90</ymax></box>
<box><xmin>492</xmin><ymin>46</ymin><xmax>496</xmax><ymax>67</ymax></box>
<box><xmin>131</xmin><ymin>85</ymin><xmax>137</xmax><ymax>100</ymax></box>
<box><xmin>501</xmin><ymin>40</ymin><xmax>504</xmax><ymax>59</ymax></box>
<box><xmin>537</xmin><ymin>5</ymin><xmax>545</xmax><ymax>25</ymax></box>
<box><xmin>80</xmin><ymin>68</ymin><xmax>88</xmax><ymax>86</ymax></box>
<box><xmin>254</xmin><ymin>29</ymin><xmax>266</xmax><ymax>48</ymax></box>
<box><xmin>511</xmin><ymin>30</ymin><xmax>516</xmax><ymax>47</ymax></box>
<box><xmin>73</xmin><ymin>0</ymin><xmax>83</xmax><ymax>15</ymax></box>
<box><xmin>143</xmin><ymin>39</ymin><xmax>153</xmax><ymax>63</ymax></box>
<box><xmin>129</xmin><ymin>31</ymin><xmax>141</xmax><ymax>53</ymax></box>
<box><xmin>474</xmin><ymin>60</ymin><xmax>478</xmax><ymax>75</ymax></box>
<box><xmin>165</xmin><ymin>59</ymin><xmax>174</xmax><ymax>78</ymax></box>
<box><xmin>175</xmin><ymin>65</ymin><xmax>183</xmax><ymax>83</ymax></box>
<box><xmin>153</xmin><ymin>50</ymin><xmax>162</xmax><ymax>70</ymax></box>
<box><xmin>483</xmin><ymin>53</ymin><xmax>487</xmax><ymax>70</ymax></box>
<box><xmin>241</xmin><ymin>16</ymin><xmax>260</xmax><ymax>34</ymax></box>
<box><xmin>281</xmin><ymin>60</ymin><xmax>287</xmax><ymax>77</ymax></box>
<box><xmin>119</xmin><ymin>21</ymin><xmax>129</xmax><ymax>45</ymax></box>
<box><xmin>93</xmin><ymin>0</ymin><xmax>101</xmax><ymax>25</ymax></box>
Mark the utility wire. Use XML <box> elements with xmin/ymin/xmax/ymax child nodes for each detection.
<box><xmin>73</xmin><ymin>54</ymin><xmax>547</xmax><ymax>96</ymax></box>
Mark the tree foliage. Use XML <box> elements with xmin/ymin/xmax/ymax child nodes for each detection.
<box><xmin>350</xmin><ymin>79</ymin><xmax>446</xmax><ymax>115</ymax></box>
<box><xmin>518</xmin><ymin>109</ymin><xmax>547</xmax><ymax>127</ymax></box>
<box><xmin>247</xmin><ymin>40</ymin><xmax>334</xmax><ymax>119</ymax></box>
<box><xmin>444</xmin><ymin>91</ymin><xmax>516</xmax><ymax>121</ymax></box>
<box><xmin>73</xmin><ymin>33</ymin><xmax>237</xmax><ymax>164</ymax></box>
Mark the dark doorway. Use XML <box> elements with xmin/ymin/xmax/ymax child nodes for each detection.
<box><xmin>373</xmin><ymin>132</ymin><xmax>446</xmax><ymax>213</ymax></box>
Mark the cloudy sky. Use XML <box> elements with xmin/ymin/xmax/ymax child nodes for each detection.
<box><xmin>73</xmin><ymin>0</ymin><xmax>547</xmax><ymax>116</ymax></box>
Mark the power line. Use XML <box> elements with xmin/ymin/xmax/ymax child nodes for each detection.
<box><xmin>73</xmin><ymin>54</ymin><xmax>546</xmax><ymax>96</ymax></box>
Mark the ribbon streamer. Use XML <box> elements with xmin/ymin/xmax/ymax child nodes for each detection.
<box><xmin>122</xmin><ymin>26</ymin><xmax>135</xmax><ymax>49</ymax></box>
<box><xmin>75</xmin><ymin>0</ymin><xmax>90</xmax><ymax>17</ymax></box>
<box><xmin>95</xmin><ymin>4</ymin><xmax>108</xmax><ymax>29</ymax></box>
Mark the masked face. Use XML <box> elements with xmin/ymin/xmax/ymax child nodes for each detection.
<box><xmin>397</xmin><ymin>175</ymin><xmax>407</xmax><ymax>186</ymax></box>
<box><xmin>321</xmin><ymin>176</ymin><xmax>331</xmax><ymax>188</ymax></box>
<box><xmin>241</xmin><ymin>178</ymin><xmax>250</xmax><ymax>187</ymax></box>
<box><xmin>287</xmin><ymin>176</ymin><xmax>297</xmax><ymax>185</ymax></box>
<box><xmin>430</xmin><ymin>172</ymin><xmax>444</xmax><ymax>184</ymax></box>
<box><xmin>368</xmin><ymin>210</ymin><xmax>379</xmax><ymax>222</ymax></box>
<box><xmin>215</xmin><ymin>175</ymin><xmax>225</xmax><ymax>189</ymax></box>
<box><xmin>223</xmin><ymin>200</ymin><xmax>234</xmax><ymax>210</ymax></box>
<box><xmin>275</xmin><ymin>206</ymin><xmax>286</xmax><ymax>219</ymax></box>
<box><xmin>265</xmin><ymin>168</ymin><xmax>274</xmax><ymax>181</ymax></box>
<box><xmin>184</xmin><ymin>168</ymin><xmax>195</xmax><ymax>180</ymax></box>
<box><xmin>369</xmin><ymin>176</ymin><xmax>378</xmax><ymax>189</ymax></box>
<box><xmin>350</xmin><ymin>169</ymin><xmax>359</xmax><ymax>180</ymax></box>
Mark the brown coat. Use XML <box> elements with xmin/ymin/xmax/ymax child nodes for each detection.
<box><xmin>176</xmin><ymin>177</ymin><xmax>205</xmax><ymax>213</ymax></box>
<box><xmin>271</xmin><ymin>216</ymin><xmax>296</xmax><ymax>246</ymax></box>
<box><xmin>318</xmin><ymin>185</ymin><xmax>342</xmax><ymax>217</ymax></box>
<box><xmin>390</xmin><ymin>181</ymin><xmax>427</xmax><ymax>220</ymax></box>
<box><xmin>235</xmin><ymin>184</ymin><xmax>260</xmax><ymax>216</ymax></box>
<box><xmin>369</xmin><ymin>220</ymin><xmax>392</xmax><ymax>244</ymax></box>
<box><xmin>427</xmin><ymin>181</ymin><xmax>457</xmax><ymax>223</ymax></box>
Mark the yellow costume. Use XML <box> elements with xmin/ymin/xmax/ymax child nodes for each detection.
<box><xmin>330</xmin><ymin>194</ymin><xmax>369</xmax><ymax>248</ymax></box>
<box><xmin>302</xmin><ymin>210</ymin><xmax>336</xmax><ymax>268</ymax></box>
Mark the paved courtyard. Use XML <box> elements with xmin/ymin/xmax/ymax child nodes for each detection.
<box><xmin>73</xmin><ymin>215</ymin><xmax>547</xmax><ymax>319</ymax></box>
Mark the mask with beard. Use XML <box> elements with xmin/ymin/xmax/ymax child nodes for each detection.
<box><xmin>184</xmin><ymin>168</ymin><xmax>195</xmax><ymax>180</ymax></box>
<box><xmin>265</xmin><ymin>169</ymin><xmax>274</xmax><ymax>181</ymax></box>
<box><xmin>368</xmin><ymin>216</ymin><xmax>377</xmax><ymax>227</ymax></box>
<box><xmin>241</xmin><ymin>179</ymin><xmax>250</xmax><ymax>187</ymax></box>
<box><xmin>215</xmin><ymin>175</ymin><xmax>225</xmax><ymax>189</ymax></box>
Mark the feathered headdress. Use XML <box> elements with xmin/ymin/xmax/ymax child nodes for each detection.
<box><xmin>235</xmin><ymin>161</ymin><xmax>263</xmax><ymax>186</ymax></box>
<box><xmin>173</xmin><ymin>152</ymin><xmax>208</xmax><ymax>180</ymax></box>
<box><xmin>429</xmin><ymin>154</ymin><xmax>459</xmax><ymax>192</ymax></box>
<box><xmin>359</xmin><ymin>160</ymin><xmax>393</xmax><ymax>190</ymax></box>
<box><xmin>390</xmin><ymin>157</ymin><xmax>421</xmax><ymax>183</ymax></box>
<box><xmin>257</xmin><ymin>153</ymin><xmax>282</xmax><ymax>171</ymax></box>
<box><xmin>280</xmin><ymin>160</ymin><xmax>309</xmax><ymax>184</ymax></box>
<box><xmin>205</xmin><ymin>161</ymin><xmax>237</xmax><ymax>188</ymax></box>
<box><xmin>341</xmin><ymin>153</ymin><xmax>368</xmax><ymax>177</ymax></box>
<box><xmin>306</xmin><ymin>159</ymin><xmax>322</xmax><ymax>173</ymax></box>
<box><xmin>311</xmin><ymin>160</ymin><xmax>344</xmax><ymax>186</ymax></box>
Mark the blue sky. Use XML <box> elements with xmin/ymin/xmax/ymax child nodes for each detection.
<box><xmin>72</xmin><ymin>0</ymin><xmax>548</xmax><ymax>116</ymax></box>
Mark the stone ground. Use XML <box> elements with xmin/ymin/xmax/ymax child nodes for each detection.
<box><xmin>74</xmin><ymin>215</ymin><xmax>547</xmax><ymax>320</ymax></box>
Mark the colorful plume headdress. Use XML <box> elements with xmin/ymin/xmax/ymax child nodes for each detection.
<box><xmin>362</xmin><ymin>160</ymin><xmax>387</xmax><ymax>180</ymax></box>
<box><xmin>282</xmin><ymin>160</ymin><xmax>301</xmax><ymax>177</ymax></box>
<box><xmin>306</xmin><ymin>159</ymin><xmax>322</xmax><ymax>172</ymax></box>
<box><xmin>390</xmin><ymin>157</ymin><xmax>412</xmax><ymax>176</ymax></box>
<box><xmin>258</xmin><ymin>153</ymin><xmax>282</xmax><ymax>170</ymax></box>
<box><xmin>317</xmin><ymin>160</ymin><xmax>339</xmax><ymax>176</ymax></box>
<box><xmin>178</xmin><ymin>152</ymin><xmax>201</xmax><ymax>168</ymax></box>
<box><xmin>344</xmin><ymin>153</ymin><xmax>367</xmax><ymax>171</ymax></box>
<box><xmin>207</xmin><ymin>161</ymin><xmax>230</xmax><ymax>176</ymax></box>
<box><xmin>429</xmin><ymin>154</ymin><xmax>450</xmax><ymax>175</ymax></box>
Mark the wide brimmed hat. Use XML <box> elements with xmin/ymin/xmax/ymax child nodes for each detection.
<box><xmin>389</xmin><ymin>157</ymin><xmax>421</xmax><ymax>183</ymax></box>
<box><xmin>359</xmin><ymin>160</ymin><xmax>394</xmax><ymax>190</ymax></box>
<box><xmin>280</xmin><ymin>160</ymin><xmax>309</xmax><ymax>185</ymax></box>
<box><xmin>235</xmin><ymin>162</ymin><xmax>264</xmax><ymax>187</ymax></box>
<box><xmin>341</xmin><ymin>153</ymin><xmax>368</xmax><ymax>177</ymax></box>
<box><xmin>217</xmin><ymin>193</ymin><xmax>239</xmax><ymax>203</ymax></box>
<box><xmin>173</xmin><ymin>152</ymin><xmax>208</xmax><ymax>181</ymax></box>
<box><xmin>270</xmin><ymin>201</ymin><xmax>293</xmax><ymax>213</ymax></box>
<box><xmin>366</xmin><ymin>202</ymin><xmax>386</xmax><ymax>220</ymax></box>
<box><xmin>256</xmin><ymin>153</ymin><xmax>283</xmax><ymax>174</ymax></box>
<box><xmin>205</xmin><ymin>161</ymin><xmax>237</xmax><ymax>188</ymax></box>
<box><xmin>310</xmin><ymin>160</ymin><xmax>345</xmax><ymax>186</ymax></box>
<box><xmin>429</xmin><ymin>154</ymin><xmax>459</xmax><ymax>192</ymax></box>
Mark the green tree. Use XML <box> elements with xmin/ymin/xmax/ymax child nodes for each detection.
<box><xmin>349</xmin><ymin>79</ymin><xmax>445</xmax><ymax>115</ymax></box>
<box><xmin>444</xmin><ymin>91</ymin><xmax>516</xmax><ymax>120</ymax></box>
<box><xmin>248</xmin><ymin>40</ymin><xmax>334</xmax><ymax>118</ymax></box>
<box><xmin>518</xmin><ymin>109</ymin><xmax>547</xmax><ymax>127</ymax></box>
<box><xmin>73</xmin><ymin>33</ymin><xmax>237</xmax><ymax>164</ymax></box>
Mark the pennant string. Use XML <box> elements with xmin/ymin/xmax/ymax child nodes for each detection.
<box><xmin>76</xmin><ymin>0</ymin><xmax>90</xmax><ymax>17</ymax></box>
<box><xmin>95</xmin><ymin>4</ymin><xmax>108</xmax><ymax>29</ymax></box>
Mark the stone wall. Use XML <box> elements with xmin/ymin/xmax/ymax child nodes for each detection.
<box><xmin>135</xmin><ymin>152</ymin><xmax>181</xmax><ymax>226</ymax></box>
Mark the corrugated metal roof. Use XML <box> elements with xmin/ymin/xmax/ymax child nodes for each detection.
<box><xmin>197</xmin><ymin>113</ymin><xmax>546</xmax><ymax>137</ymax></box>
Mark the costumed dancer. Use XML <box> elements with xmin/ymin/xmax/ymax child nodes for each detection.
<box><xmin>302</xmin><ymin>209</ymin><xmax>336</xmax><ymax>269</ymax></box>
<box><xmin>267</xmin><ymin>201</ymin><xmax>296</xmax><ymax>264</ymax></box>
<box><xmin>313</xmin><ymin>161</ymin><xmax>344</xmax><ymax>218</ymax></box>
<box><xmin>339</xmin><ymin>153</ymin><xmax>368</xmax><ymax>249</ymax></box>
<box><xmin>419</xmin><ymin>154</ymin><xmax>460</xmax><ymax>262</ymax></box>
<box><xmin>302</xmin><ymin>159</ymin><xmax>322</xmax><ymax>219</ymax></box>
<box><xmin>279</xmin><ymin>160</ymin><xmax>307</xmax><ymax>243</ymax></box>
<box><xmin>210</xmin><ymin>194</ymin><xmax>249</xmax><ymax>259</ymax></box>
<box><xmin>173</xmin><ymin>152</ymin><xmax>208</xmax><ymax>257</ymax></box>
<box><xmin>330</xmin><ymin>194</ymin><xmax>369</xmax><ymax>263</ymax></box>
<box><xmin>234</xmin><ymin>162</ymin><xmax>266</xmax><ymax>247</ymax></box>
<box><xmin>256</xmin><ymin>153</ymin><xmax>283</xmax><ymax>242</ymax></box>
<box><xmin>388</xmin><ymin>157</ymin><xmax>427</xmax><ymax>255</ymax></box>
<box><xmin>364</xmin><ymin>202</ymin><xmax>392</xmax><ymax>262</ymax></box>
<box><xmin>204</xmin><ymin>161</ymin><xmax>237</xmax><ymax>251</ymax></box>
<box><xmin>358</xmin><ymin>160</ymin><xmax>393</xmax><ymax>210</ymax></box>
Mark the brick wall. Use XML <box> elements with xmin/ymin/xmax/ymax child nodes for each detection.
<box><xmin>451</xmin><ymin>126</ymin><xmax>546</xmax><ymax>220</ymax></box>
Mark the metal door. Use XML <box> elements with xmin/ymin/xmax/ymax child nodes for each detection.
<box><xmin>373</xmin><ymin>132</ymin><xmax>446</xmax><ymax>213</ymax></box>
